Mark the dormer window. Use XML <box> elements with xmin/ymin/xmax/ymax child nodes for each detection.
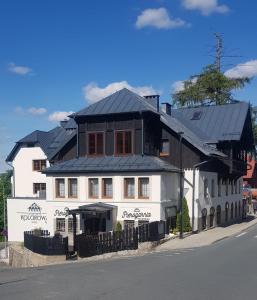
<box><xmin>33</xmin><ymin>160</ymin><xmax>46</xmax><ymax>171</ymax></box>
<box><xmin>88</xmin><ymin>132</ymin><xmax>104</xmax><ymax>155</ymax></box>
<box><xmin>115</xmin><ymin>130</ymin><xmax>132</xmax><ymax>155</ymax></box>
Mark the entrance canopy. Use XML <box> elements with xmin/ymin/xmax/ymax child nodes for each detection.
<box><xmin>68</xmin><ymin>202</ymin><xmax>116</xmax><ymax>215</ymax></box>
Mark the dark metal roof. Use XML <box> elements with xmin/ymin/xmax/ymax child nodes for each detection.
<box><xmin>43</xmin><ymin>155</ymin><xmax>179</xmax><ymax>174</ymax></box>
<box><xmin>178</xmin><ymin>102</ymin><xmax>250</xmax><ymax>142</ymax></box>
<box><xmin>161</xmin><ymin>112</ymin><xmax>226</xmax><ymax>158</ymax></box>
<box><xmin>75</xmin><ymin>88</ymin><xmax>158</xmax><ymax>117</ymax></box>
<box><xmin>6</xmin><ymin>122</ymin><xmax>77</xmax><ymax>162</ymax></box>
<box><xmin>69</xmin><ymin>203</ymin><xmax>116</xmax><ymax>215</ymax></box>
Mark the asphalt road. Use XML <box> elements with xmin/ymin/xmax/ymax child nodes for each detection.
<box><xmin>1</xmin><ymin>224</ymin><xmax>257</xmax><ymax>300</ymax></box>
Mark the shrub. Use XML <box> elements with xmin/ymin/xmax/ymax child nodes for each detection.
<box><xmin>115</xmin><ymin>221</ymin><xmax>122</xmax><ymax>232</ymax></box>
<box><xmin>176</xmin><ymin>197</ymin><xmax>192</xmax><ymax>232</ymax></box>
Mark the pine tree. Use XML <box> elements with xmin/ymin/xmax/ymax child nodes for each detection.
<box><xmin>176</xmin><ymin>198</ymin><xmax>192</xmax><ymax>233</ymax></box>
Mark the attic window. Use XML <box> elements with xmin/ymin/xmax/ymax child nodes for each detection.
<box><xmin>191</xmin><ymin>111</ymin><xmax>202</xmax><ymax>120</ymax></box>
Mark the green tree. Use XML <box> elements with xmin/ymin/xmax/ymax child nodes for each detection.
<box><xmin>0</xmin><ymin>171</ymin><xmax>12</xmax><ymax>231</ymax></box>
<box><xmin>176</xmin><ymin>198</ymin><xmax>192</xmax><ymax>233</ymax></box>
<box><xmin>173</xmin><ymin>64</ymin><xmax>250</xmax><ymax>107</ymax></box>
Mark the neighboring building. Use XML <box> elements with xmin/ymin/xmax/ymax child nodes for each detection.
<box><xmin>6</xmin><ymin>119</ymin><xmax>77</xmax><ymax>198</ymax></box>
<box><xmin>7</xmin><ymin>88</ymin><xmax>254</xmax><ymax>241</ymax></box>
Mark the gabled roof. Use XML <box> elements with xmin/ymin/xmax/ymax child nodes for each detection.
<box><xmin>178</xmin><ymin>102</ymin><xmax>250</xmax><ymax>142</ymax></box>
<box><xmin>6</xmin><ymin>122</ymin><xmax>77</xmax><ymax>162</ymax></box>
<box><xmin>75</xmin><ymin>88</ymin><xmax>158</xmax><ymax>117</ymax></box>
<box><xmin>43</xmin><ymin>155</ymin><xmax>179</xmax><ymax>174</ymax></box>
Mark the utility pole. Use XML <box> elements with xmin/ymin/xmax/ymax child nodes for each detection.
<box><xmin>178</xmin><ymin>132</ymin><xmax>184</xmax><ymax>239</ymax></box>
<box><xmin>3</xmin><ymin>182</ymin><xmax>7</xmax><ymax>258</ymax></box>
<box><xmin>214</xmin><ymin>33</ymin><xmax>222</xmax><ymax>72</ymax></box>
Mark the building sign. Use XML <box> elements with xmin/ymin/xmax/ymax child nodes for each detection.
<box><xmin>53</xmin><ymin>207</ymin><xmax>69</xmax><ymax>217</ymax></box>
<box><xmin>18</xmin><ymin>202</ymin><xmax>47</xmax><ymax>224</ymax></box>
<box><xmin>121</xmin><ymin>208</ymin><xmax>151</xmax><ymax>220</ymax></box>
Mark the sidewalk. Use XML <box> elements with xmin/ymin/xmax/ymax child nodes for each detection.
<box><xmin>156</xmin><ymin>215</ymin><xmax>257</xmax><ymax>251</ymax></box>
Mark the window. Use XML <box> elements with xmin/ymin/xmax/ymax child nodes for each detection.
<box><xmin>68</xmin><ymin>219</ymin><xmax>73</xmax><ymax>233</ymax></box>
<box><xmin>115</xmin><ymin>131</ymin><xmax>132</xmax><ymax>155</ymax></box>
<box><xmin>33</xmin><ymin>160</ymin><xmax>46</xmax><ymax>171</ymax></box>
<box><xmin>160</xmin><ymin>139</ymin><xmax>169</xmax><ymax>156</ymax></box>
<box><xmin>211</xmin><ymin>179</ymin><xmax>215</xmax><ymax>198</ymax></box>
<box><xmin>225</xmin><ymin>179</ymin><xmax>228</xmax><ymax>196</ymax></box>
<box><xmin>235</xmin><ymin>180</ymin><xmax>238</xmax><ymax>194</ymax></box>
<box><xmin>124</xmin><ymin>220</ymin><xmax>135</xmax><ymax>230</ymax></box>
<box><xmin>204</xmin><ymin>179</ymin><xmax>208</xmax><ymax>198</ymax></box>
<box><xmin>138</xmin><ymin>177</ymin><xmax>149</xmax><ymax>198</ymax></box>
<box><xmin>218</xmin><ymin>179</ymin><xmax>221</xmax><ymax>197</ymax></box>
<box><xmin>68</xmin><ymin>178</ymin><xmax>78</xmax><ymax>198</ymax></box>
<box><xmin>88</xmin><ymin>132</ymin><xmax>104</xmax><ymax>155</ymax></box>
<box><xmin>56</xmin><ymin>218</ymin><xmax>65</xmax><ymax>232</ymax></box>
<box><xmin>89</xmin><ymin>178</ymin><xmax>99</xmax><ymax>198</ymax></box>
<box><xmin>102</xmin><ymin>178</ymin><xmax>113</xmax><ymax>198</ymax></box>
<box><xmin>33</xmin><ymin>183</ymin><xmax>46</xmax><ymax>195</ymax></box>
<box><xmin>124</xmin><ymin>178</ymin><xmax>135</xmax><ymax>198</ymax></box>
<box><xmin>238</xmin><ymin>181</ymin><xmax>241</xmax><ymax>194</ymax></box>
<box><xmin>56</xmin><ymin>178</ymin><xmax>65</xmax><ymax>198</ymax></box>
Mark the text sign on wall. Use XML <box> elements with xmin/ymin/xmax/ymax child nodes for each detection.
<box><xmin>17</xmin><ymin>202</ymin><xmax>47</xmax><ymax>224</ymax></box>
<box><xmin>121</xmin><ymin>208</ymin><xmax>152</xmax><ymax>220</ymax></box>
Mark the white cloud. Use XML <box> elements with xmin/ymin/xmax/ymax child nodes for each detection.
<box><xmin>171</xmin><ymin>77</ymin><xmax>197</xmax><ymax>93</ymax></box>
<box><xmin>27</xmin><ymin>107</ymin><xmax>47</xmax><ymax>115</ymax></box>
<box><xmin>135</xmin><ymin>7</ymin><xmax>189</xmax><ymax>29</ymax></box>
<box><xmin>182</xmin><ymin>0</ymin><xmax>229</xmax><ymax>16</ymax></box>
<box><xmin>83</xmin><ymin>81</ymin><xmax>158</xmax><ymax>104</ymax></box>
<box><xmin>224</xmin><ymin>60</ymin><xmax>257</xmax><ymax>79</ymax></box>
<box><xmin>14</xmin><ymin>106</ymin><xmax>47</xmax><ymax>116</ymax></box>
<box><xmin>8</xmin><ymin>62</ymin><xmax>32</xmax><ymax>75</ymax></box>
<box><xmin>48</xmin><ymin>111</ymin><xmax>74</xmax><ymax>122</ymax></box>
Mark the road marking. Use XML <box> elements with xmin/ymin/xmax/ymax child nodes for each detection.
<box><xmin>236</xmin><ymin>232</ymin><xmax>247</xmax><ymax>237</ymax></box>
<box><xmin>173</xmin><ymin>252</ymin><xmax>181</xmax><ymax>255</ymax></box>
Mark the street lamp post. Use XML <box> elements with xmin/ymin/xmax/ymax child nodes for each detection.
<box><xmin>178</xmin><ymin>132</ymin><xmax>184</xmax><ymax>239</ymax></box>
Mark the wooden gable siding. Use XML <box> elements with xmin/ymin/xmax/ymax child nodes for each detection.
<box><xmin>77</xmin><ymin>113</ymin><xmax>146</xmax><ymax>157</ymax></box>
<box><xmin>160</xmin><ymin>126</ymin><xmax>203</xmax><ymax>169</ymax></box>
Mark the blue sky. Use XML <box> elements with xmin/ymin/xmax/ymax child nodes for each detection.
<box><xmin>1</xmin><ymin>0</ymin><xmax>257</xmax><ymax>172</ymax></box>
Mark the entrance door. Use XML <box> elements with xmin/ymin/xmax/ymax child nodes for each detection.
<box><xmin>84</xmin><ymin>217</ymin><xmax>100</xmax><ymax>235</ymax></box>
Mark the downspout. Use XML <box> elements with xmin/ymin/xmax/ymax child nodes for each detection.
<box><xmin>192</xmin><ymin>159</ymin><xmax>212</xmax><ymax>233</ymax></box>
<box><xmin>76</xmin><ymin>121</ymin><xmax>79</xmax><ymax>159</ymax></box>
<box><xmin>6</xmin><ymin>161</ymin><xmax>15</xmax><ymax>198</ymax></box>
<box><xmin>141</xmin><ymin>112</ymin><xmax>144</xmax><ymax>156</ymax></box>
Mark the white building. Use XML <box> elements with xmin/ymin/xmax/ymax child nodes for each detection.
<box><xmin>7</xmin><ymin>88</ymin><xmax>254</xmax><ymax>241</ymax></box>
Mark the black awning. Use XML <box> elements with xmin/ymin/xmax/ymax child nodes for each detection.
<box><xmin>68</xmin><ymin>202</ymin><xmax>116</xmax><ymax>215</ymax></box>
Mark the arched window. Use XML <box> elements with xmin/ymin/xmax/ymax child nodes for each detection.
<box><xmin>202</xmin><ymin>208</ymin><xmax>207</xmax><ymax>230</ymax></box>
<box><xmin>225</xmin><ymin>202</ymin><xmax>229</xmax><ymax>222</ymax></box>
<box><xmin>231</xmin><ymin>202</ymin><xmax>234</xmax><ymax>220</ymax></box>
<box><xmin>216</xmin><ymin>205</ymin><xmax>221</xmax><ymax>225</ymax></box>
<box><xmin>235</xmin><ymin>202</ymin><xmax>238</xmax><ymax>218</ymax></box>
<box><xmin>239</xmin><ymin>201</ymin><xmax>241</xmax><ymax>217</ymax></box>
<box><xmin>210</xmin><ymin>207</ymin><xmax>215</xmax><ymax>227</ymax></box>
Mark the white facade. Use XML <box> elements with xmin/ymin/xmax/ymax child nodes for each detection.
<box><xmin>184</xmin><ymin>169</ymin><xmax>243</xmax><ymax>231</ymax></box>
<box><xmin>8</xmin><ymin>172</ymin><xmax>180</xmax><ymax>241</ymax></box>
<box><xmin>12</xmin><ymin>146</ymin><xmax>49</xmax><ymax>197</ymax></box>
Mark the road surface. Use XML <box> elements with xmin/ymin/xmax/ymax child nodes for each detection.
<box><xmin>1</xmin><ymin>224</ymin><xmax>257</xmax><ymax>300</ymax></box>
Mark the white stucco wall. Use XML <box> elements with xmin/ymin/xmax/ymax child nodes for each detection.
<box><xmin>184</xmin><ymin>169</ymin><xmax>243</xmax><ymax>231</ymax></box>
<box><xmin>8</xmin><ymin>172</ymin><xmax>180</xmax><ymax>241</ymax></box>
<box><xmin>12</xmin><ymin>146</ymin><xmax>49</xmax><ymax>197</ymax></box>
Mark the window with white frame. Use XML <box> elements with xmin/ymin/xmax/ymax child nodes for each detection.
<box><xmin>89</xmin><ymin>178</ymin><xmax>99</xmax><ymax>198</ymax></box>
<box><xmin>218</xmin><ymin>179</ymin><xmax>221</xmax><ymax>197</ymax></box>
<box><xmin>225</xmin><ymin>179</ymin><xmax>228</xmax><ymax>196</ymax></box>
<box><xmin>56</xmin><ymin>178</ymin><xmax>65</xmax><ymax>198</ymax></box>
<box><xmin>211</xmin><ymin>179</ymin><xmax>215</xmax><ymax>198</ymax></box>
<box><xmin>68</xmin><ymin>218</ymin><xmax>73</xmax><ymax>233</ymax></box>
<box><xmin>138</xmin><ymin>177</ymin><xmax>149</xmax><ymax>198</ymax></box>
<box><xmin>102</xmin><ymin>178</ymin><xmax>113</xmax><ymax>198</ymax></box>
<box><xmin>56</xmin><ymin>218</ymin><xmax>65</xmax><ymax>232</ymax></box>
<box><xmin>204</xmin><ymin>178</ymin><xmax>208</xmax><ymax>198</ymax></box>
<box><xmin>68</xmin><ymin>178</ymin><xmax>78</xmax><ymax>198</ymax></box>
<box><xmin>124</xmin><ymin>178</ymin><xmax>135</xmax><ymax>198</ymax></box>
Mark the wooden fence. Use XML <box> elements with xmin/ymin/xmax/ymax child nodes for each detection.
<box><xmin>77</xmin><ymin>221</ymin><xmax>166</xmax><ymax>258</ymax></box>
<box><xmin>24</xmin><ymin>230</ymin><xmax>68</xmax><ymax>256</ymax></box>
